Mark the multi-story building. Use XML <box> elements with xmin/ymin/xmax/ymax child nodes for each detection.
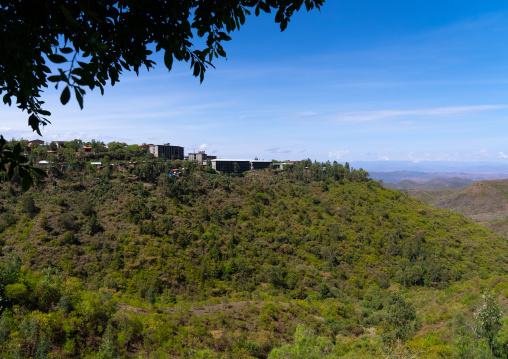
<box><xmin>148</xmin><ymin>143</ymin><xmax>184</xmax><ymax>160</ymax></box>
<box><xmin>188</xmin><ymin>151</ymin><xmax>208</xmax><ymax>164</ymax></box>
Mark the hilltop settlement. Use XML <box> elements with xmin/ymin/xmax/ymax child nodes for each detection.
<box><xmin>24</xmin><ymin>139</ymin><xmax>295</xmax><ymax>175</ymax></box>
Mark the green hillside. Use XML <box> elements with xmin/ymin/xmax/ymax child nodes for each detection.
<box><xmin>1</xmin><ymin>160</ymin><xmax>508</xmax><ymax>358</ymax></box>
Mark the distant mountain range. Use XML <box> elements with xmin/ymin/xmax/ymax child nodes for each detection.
<box><xmin>351</xmin><ymin>160</ymin><xmax>508</xmax><ymax>174</ymax></box>
<box><xmin>383</xmin><ymin>177</ymin><xmax>474</xmax><ymax>190</ymax></box>
<box><xmin>369</xmin><ymin>170</ymin><xmax>508</xmax><ymax>184</ymax></box>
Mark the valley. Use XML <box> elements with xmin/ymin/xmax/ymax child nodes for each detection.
<box><xmin>1</xmin><ymin>157</ymin><xmax>508</xmax><ymax>357</ymax></box>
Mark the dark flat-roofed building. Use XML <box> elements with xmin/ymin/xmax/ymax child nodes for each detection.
<box><xmin>149</xmin><ymin>143</ymin><xmax>184</xmax><ymax>160</ymax></box>
<box><xmin>211</xmin><ymin>159</ymin><xmax>274</xmax><ymax>173</ymax></box>
<box><xmin>211</xmin><ymin>159</ymin><xmax>251</xmax><ymax>173</ymax></box>
<box><xmin>250</xmin><ymin>160</ymin><xmax>272</xmax><ymax>170</ymax></box>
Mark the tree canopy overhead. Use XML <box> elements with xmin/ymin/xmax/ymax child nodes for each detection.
<box><xmin>1</xmin><ymin>0</ymin><xmax>324</xmax><ymax>135</ymax></box>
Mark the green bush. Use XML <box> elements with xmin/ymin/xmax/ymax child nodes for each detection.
<box><xmin>86</xmin><ymin>215</ymin><xmax>103</xmax><ymax>236</ymax></box>
<box><xmin>4</xmin><ymin>283</ymin><xmax>28</xmax><ymax>303</ymax></box>
<box><xmin>62</xmin><ymin>231</ymin><xmax>79</xmax><ymax>245</ymax></box>
<box><xmin>20</xmin><ymin>195</ymin><xmax>36</xmax><ymax>215</ymax></box>
<box><xmin>268</xmin><ymin>325</ymin><xmax>336</xmax><ymax>359</ymax></box>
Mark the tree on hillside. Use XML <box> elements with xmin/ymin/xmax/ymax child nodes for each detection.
<box><xmin>382</xmin><ymin>292</ymin><xmax>418</xmax><ymax>343</ymax></box>
<box><xmin>0</xmin><ymin>0</ymin><xmax>324</xmax><ymax>186</ymax></box>
<box><xmin>20</xmin><ymin>195</ymin><xmax>36</xmax><ymax>217</ymax></box>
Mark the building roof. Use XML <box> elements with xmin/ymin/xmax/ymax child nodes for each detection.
<box><xmin>210</xmin><ymin>159</ymin><xmax>252</xmax><ymax>162</ymax></box>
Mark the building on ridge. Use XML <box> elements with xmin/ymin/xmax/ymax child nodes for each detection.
<box><xmin>250</xmin><ymin>160</ymin><xmax>272</xmax><ymax>170</ymax></box>
<box><xmin>188</xmin><ymin>150</ymin><xmax>207</xmax><ymax>163</ymax></box>
<box><xmin>188</xmin><ymin>151</ymin><xmax>212</xmax><ymax>165</ymax></box>
<box><xmin>211</xmin><ymin>159</ymin><xmax>251</xmax><ymax>173</ymax></box>
<box><xmin>149</xmin><ymin>143</ymin><xmax>184</xmax><ymax>160</ymax></box>
<box><xmin>211</xmin><ymin>159</ymin><xmax>273</xmax><ymax>173</ymax></box>
<box><xmin>28</xmin><ymin>139</ymin><xmax>45</xmax><ymax>147</ymax></box>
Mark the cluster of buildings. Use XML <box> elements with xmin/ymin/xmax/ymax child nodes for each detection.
<box><xmin>144</xmin><ymin>143</ymin><xmax>290</xmax><ymax>173</ymax></box>
<box><xmin>30</xmin><ymin>140</ymin><xmax>293</xmax><ymax>174</ymax></box>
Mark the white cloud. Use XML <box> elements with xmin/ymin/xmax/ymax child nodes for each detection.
<box><xmin>474</xmin><ymin>149</ymin><xmax>489</xmax><ymax>158</ymax></box>
<box><xmin>377</xmin><ymin>154</ymin><xmax>390</xmax><ymax>161</ymax></box>
<box><xmin>499</xmin><ymin>151</ymin><xmax>508</xmax><ymax>159</ymax></box>
<box><xmin>334</xmin><ymin>105</ymin><xmax>508</xmax><ymax>122</ymax></box>
<box><xmin>266</xmin><ymin>148</ymin><xmax>291</xmax><ymax>154</ymax></box>
<box><xmin>328</xmin><ymin>151</ymin><xmax>349</xmax><ymax>159</ymax></box>
<box><xmin>199</xmin><ymin>143</ymin><xmax>210</xmax><ymax>150</ymax></box>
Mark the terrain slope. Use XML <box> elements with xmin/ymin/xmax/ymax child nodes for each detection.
<box><xmin>1</xmin><ymin>166</ymin><xmax>508</xmax><ymax>358</ymax></box>
<box><xmin>407</xmin><ymin>179</ymin><xmax>508</xmax><ymax>237</ymax></box>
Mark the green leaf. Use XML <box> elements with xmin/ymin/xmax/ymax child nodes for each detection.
<box><xmin>164</xmin><ymin>52</ymin><xmax>174</xmax><ymax>71</ymax></box>
<box><xmin>31</xmin><ymin>167</ymin><xmax>48</xmax><ymax>177</ymax></box>
<box><xmin>200</xmin><ymin>65</ymin><xmax>205</xmax><ymax>83</ymax></box>
<box><xmin>3</xmin><ymin>94</ymin><xmax>11</xmax><ymax>106</ymax></box>
<box><xmin>28</xmin><ymin>114</ymin><xmax>42</xmax><ymax>135</ymax></box>
<box><xmin>12</xmin><ymin>143</ymin><xmax>21</xmax><ymax>157</ymax></box>
<box><xmin>60</xmin><ymin>5</ymin><xmax>80</xmax><ymax>27</ymax></box>
<box><xmin>60</xmin><ymin>86</ymin><xmax>71</xmax><ymax>105</ymax></box>
<box><xmin>47</xmin><ymin>75</ymin><xmax>62</xmax><ymax>83</ymax></box>
<box><xmin>21</xmin><ymin>170</ymin><xmax>32</xmax><ymax>191</ymax></box>
<box><xmin>48</xmin><ymin>54</ymin><xmax>67</xmax><ymax>63</ymax></box>
<box><xmin>217</xmin><ymin>46</ymin><xmax>226</xmax><ymax>58</ymax></box>
<box><xmin>7</xmin><ymin>162</ymin><xmax>15</xmax><ymax>179</ymax></box>
<box><xmin>74</xmin><ymin>87</ymin><xmax>83</xmax><ymax>109</ymax></box>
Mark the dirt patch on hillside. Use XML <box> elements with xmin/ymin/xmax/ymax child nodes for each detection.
<box><xmin>117</xmin><ymin>300</ymin><xmax>292</xmax><ymax>317</ymax></box>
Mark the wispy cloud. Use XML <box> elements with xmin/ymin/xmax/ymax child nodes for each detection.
<box><xmin>499</xmin><ymin>151</ymin><xmax>508</xmax><ymax>159</ymax></box>
<box><xmin>199</xmin><ymin>143</ymin><xmax>210</xmax><ymax>150</ymax></box>
<box><xmin>334</xmin><ymin>105</ymin><xmax>508</xmax><ymax>122</ymax></box>
<box><xmin>266</xmin><ymin>148</ymin><xmax>292</xmax><ymax>154</ymax></box>
<box><xmin>474</xmin><ymin>149</ymin><xmax>489</xmax><ymax>159</ymax></box>
<box><xmin>328</xmin><ymin>151</ymin><xmax>349</xmax><ymax>159</ymax></box>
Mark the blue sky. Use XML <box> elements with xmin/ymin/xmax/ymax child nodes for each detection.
<box><xmin>2</xmin><ymin>1</ymin><xmax>508</xmax><ymax>163</ymax></box>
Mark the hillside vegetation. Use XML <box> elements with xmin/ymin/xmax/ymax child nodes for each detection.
<box><xmin>1</xmin><ymin>155</ymin><xmax>508</xmax><ymax>358</ymax></box>
<box><xmin>407</xmin><ymin>179</ymin><xmax>508</xmax><ymax>238</ymax></box>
